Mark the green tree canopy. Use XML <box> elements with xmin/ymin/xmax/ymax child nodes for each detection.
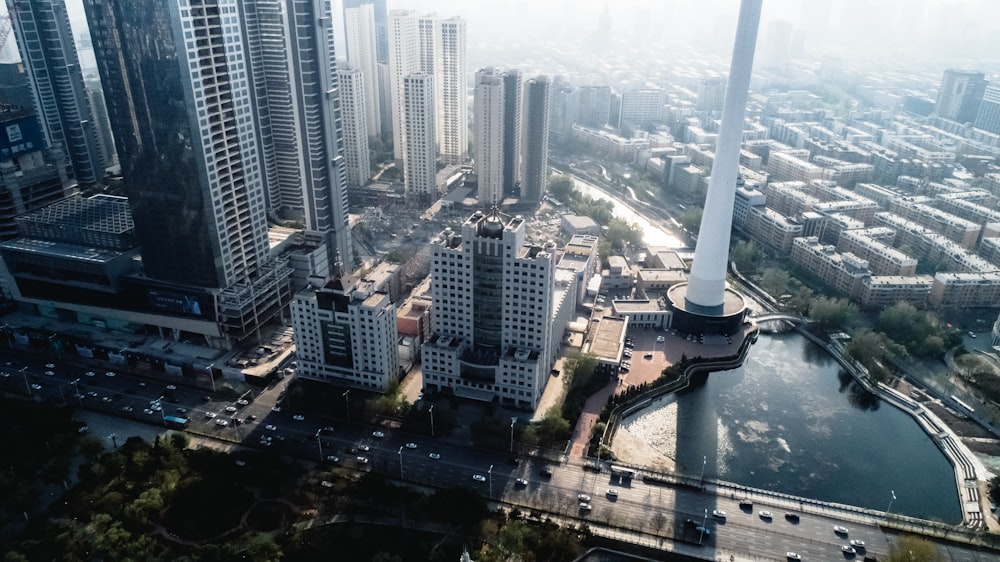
<box><xmin>678</xmin><ymin>206</ymin><xmax>703</xmax><ymax>233</ymax></box>
<box><xmin>886</xmin><ymin>535</ymin><xmax>944</xmax><ymax>562</ymax></box>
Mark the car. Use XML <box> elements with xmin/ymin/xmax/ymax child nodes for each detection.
<box><xmin>712</xmin><ymin>509</ymin><xmax>726</xmax><ymax>518</ymax></box>
<box><xmin>205</xmin><ymin>412</ymin><xmax>218</xmax><ymax>419</ymax></box>
<box><xmin>101</xmin><ymin>396</ymin><xmax>112</xmax><ymax>403</ymax></box>
<box><xmin>759</xmin><ymin>510</ymin><xmax>773</xmax><ymax>519</ymax></box>
<box><xmin>472</xmin><ymin>474</ymin><xmax>487</xmax><ymax>482</ymax></box>
<box><xmin>969</xmin><ymin>331</ymin><xmax>977</xmax><ymax>338</ymax></box>
<box><xmin>264</xmin><ymin>424</ymin><xmax>277</xmax><ymax>431</ymax></box>
<box><xmin>44</xmin><ymin>370</ymin><xmax>55</xmax><ymax>376</ymax></box>
<box><xmin>540</xmin><ymin>468</ymin><xmax>553</xmax><ymax>477</ymax></box>
<box><xmin>358</xmin><ymin>444</ymin><xmax>371</xmax><ymax>452</ymax></box>
<box><xmin>247</xmin><ymin>415</ymin><xmax>257</xmax><ymax>421</ymax></box>
<box><xmin>606</xmin><ymin>489</ymin><xmax>619</xmax><ymax>498</ymax></box>
<box><xmin>656</xmin><ymin>336</ymin><xmax>665</xmax><ymax>342</ymax></box>
<box><xmin>225</xmin><ymin>406</ymin><xmax>238</xmax><ymax>413</ymax></box>
<box><xmin>849</xmin><ymin>540</ymin><xmax>865</xmax><ymax>548</ymax></box>
<box><xmin>176</xmin><ymin>407</ymin><xmax>188</xmax><ymax>413</ymax></box>
<box><xmin>292</xmin><ymin>414</ymin><xmax>305</xmax><ymax>421</ymax></box>
<box><xmin>237</xmin><ymin>399</ymin><xmax>249</xmax><ymax>406</ymax></box>
<box><xmin>86</xmin><ymin>391</ymin><xmax>98</xmax><ymax>397</ymax></box>
<box><xmin>785</xmin><ymin>512</ymin><xmax>800</xmax><ymax>522</ymax></box>
<box><xmin>577</xmin><ymin>493</ymin><xmax>591</xmax><ymax>502</ymax></box>
<box><xmin>786</xmin><ymin>553</ymin><xmax>801</xmax><ymax>560</ymax></box>
<box><xmin>150</xmin><ymin>403</ymin><xmax>162</xmax><ymax>411</ymax></box>
<box><xmin>644</xmin><ymin>353</ymin><xmax>654</xmax><ymax>360</ymax></box>
<box><xmin>620</xmin><ymin>367</ymin><xmax>629</xmax><ymax>374</ymax></box>
<box><xmin>260</xmin><ymin>439</ymin><xmax>272</xmax><ymax>447</ymax></box>
<box><xmin>405</xmin><ymin>442</ymin><xmax>418</xmax><ymax>449</ymax></box>
<box><xmin>842</xmin><ymin>546</ymin><xmax>856</xmax><ymax>555</ymax></box>
<box><xmin>105</xmin><ymin>371</ymin><xmax>116</xmax><ymax>377</ymax></box>
<box><xmin>834</xmin><ymin>525</ymin><xmax>849</xmax><ymax>535</ymax></box>
<box><xmin>271</xmin><ymin>406</ymin><xmax>282</xmax><ymax>412</ymax></box>
<box><xmin>30</xmin><ymin>383</ymin><xmax>42</xmax><ymax>390</ymax></box>
<box><xmin>428</xmin><ymin>452</ymin><xmax>441</xmax><ymax>460</ymax></box>
<box><xmin>326</xmin><ymin>455</ymin><xmax>340</xmax><ymax>463</ymax></box>
<box><xmin>515</xmin><ymin>478</ymin><xmax>528</xmax><ymax>486</ymax></box>
<box><xmin>739</xmin><ymin>499</ymin><xmax>753</xmax><ymax>509</ymax></box>
<box><xmin>143</xmin><ymin>408</ymin><xmax>155</xmax><ymax>415</ymax></box>
<box><xmin>215</xmin><ymin>419</ymin><xmax>229</xmax><ymax>427</ymax></box>
<box><xmin>695</xmin><ymin>526</ymin><xmax>711</xmax><ymax>535</ymax></box>
<box><xmin>165</xmin><ymin>384</ymin><xmax>177</xmax><ymax>390</ymax></box>
<box><xmin>45</xmin><ymin>363</ymin><xmax>55</xmax><ymax>368</ymax></box>
<box><xmin>84</xmin><ymin>371</ymin><xmax>96</xmax><ymax>377</ymax></box>
<box><xmin>578</xmin><ymin>503</ymin><xmax>592</xmax><ymax>511</ymax></box>
<box><xmin>372</xmin><ymin>430</ymin><xmax>385</xmax><ymax>438</ymax></box>
<box><xmin>122</xmin><ymin>406</ymin><xmax>134</xmax><ymax>412</ymax></box>
<box><xmin>356</xmin><ymin>456</ymin><xmax>369</xmax><ymax>464</ymax></box>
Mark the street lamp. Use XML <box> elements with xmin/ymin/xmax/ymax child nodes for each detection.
<box><xmin>153</xmin><ymin>396</ymin><xmax>166</xmax><ymax>427</ymax></box>
<box><xmin>509</xmin><ymin>417</ymin><xmax>516</xmax><ymax>453</ymax></box>
<box><xmin>398</xmin><ymin>445</ymin><xmax>404</xmax><ymax>480</ymax></box>
<box><xmin>699</xmin><ymin>508</ymin><xmax>708</xmax><ymax>545</ymax></box>
<box><xmin>342</xmin><ymin>389</ymin><xmax>351</xmax><ymax>421</ymax></box>
<box><xmin>19</xmin><ymin>366</ymin><xmax>30</xmax><ymax>396</ymax></box>
<box><xmin>488</xmin><ymin>464</ymin><xmax>494</xmax><ymax>498</ymax></box>
<box><xmin>699</xmin><ymin>455</ymin><xmax>707</xmax><ymax>489</ymax></box>
<box><xmin>108</xmin><ymin>433</ymin><xmax>118</xmax><ymax>448</ymax></box>
<box><xmin>428</xmin><ymin>404</ymin><xmax>435</xmax><ymax>437</ymax></box>
<box><xmin>315</xmin><ymin>430</ymin><xmax>324</xmax><ymax>463</ymax></box>
<box><xmin>886</xmin><ymin>490</ymin><xmax>896</xmax><ymax>518</ymax></box>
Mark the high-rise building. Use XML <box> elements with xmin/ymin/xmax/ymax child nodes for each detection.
<box><xmin>291</xmin><ymin>275</ymin><xmax>400</xmax><ymax>392</ymax></box>
<box><xmin>338</xmin><ymin>66</ymin><xmax>372</xmax><ymax>187</ymax></box>
<box><xmin>697</xmin><ymin>77</ymin><xmax>727</xmax><ymax>113</ymax></box>
<box><xmin>759</xmin><ymin>19</ymin><xmax>792</xmax><ymax>70</ymax></box>
<box><xmin>474</xmin><ymin>68</ymin><xmax>505</xmax><ymax>207</ymax></box>
<box><xmin>8</xmin><ymin>0</ymin><xmax>105</xmax><ymax>188</ymax></box>
<box><xmin>974</xmin><ymin>82</ymin><xmax>1000</xmax><ymax>135</ymax></box>
<box><xmin>344</xmin><ymin>4</ymin><xmax>382</xmax><ymax>137</ymax></box>
<box><xmin>501</xmin><ymin>70</ymin><xmax>522</xmax><ymax>197</ymax></box>
<box><xmin>520</xmin><ymin>76</ymin><xmax>551</xmax><ymax>203</ymax></box>
<box><xmin>241</xmin><ymin>0</ymin><xmax>353</xmax><ymax>273</ymax></box>
<box><xmin>343</xmin><ymin>0</ymin><xmax>387</xmax><ymax>63</ymax></box>
<box><xmin>421</xmin><ymin>210</ymin><xmax>557</xmax><ymax>409</ymax></box>
<box><xmin>618</xmin><ymin>88</ymin><xmax>664</xmax><ymax>129</ymax></box>
<box><xmin>936</xmin><ymin>69</ymin><xmax>987</xmax><ymax>123</ymax></box>
<box><xmin>402</xmin><ymin>73</ymin><xmax>436</xmax><ymax>202</ymax></box>
<box><xmin>549</xmin><ymin>81</ymin><xmax>579</xmax><ymax>144</ymax></box>
<box><xmin>578</xmin><ymin>85</ymin><xmax>610</xmax><ymax>128</ymax></box>
<box><xmin>387</xmin><ymin>10</ymin><xmax>419</xmax><ymax>161</ymax></box>
<box><xmin>438</xmin><ymin>17</ymin><xmax>467</xmax><ymax>165</ymax></box>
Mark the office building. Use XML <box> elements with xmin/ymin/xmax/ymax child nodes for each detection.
<box><xmin>935</xmin><ymin>69</ymin><xmax>987</xmax><ymax>124</ymax></box>
<box><xmin>291</xmin><ymin>275</ymin><xmax>400</xmax><ymax>392</ymax></box>
<box><xmin>974</xmin><ymin>82</ymin><xmax>1000</xmax><ymax>135</ymax></box>
<box><xmin>474</xmin><ymin>68</ymin><xmax>505</xmax><ymax>206</ymax></box>
<box><xmin>421</xmin><ymin>210</ymin><xmax>558</xmax><ymax>409</ymax></box>
<box><xmin>8</xmin><ymin>0</ymin><xmax>105</xmax><ymax>188</ymax></box>
<box><xmin>578</xmin><ymin>85</ymin><xmax>610</xmax><ymax>128</ymax></box>
<box><xmin>697</xmin><ymin>77</ymin><xmax>727</xmax><ymax>113</ymax></box>
<box><xmin>338</xmin><ymin>66</ymin><xmax>372</xmax><ymax>188</ymax></box>
<box><xmin>344</xmin><ymin>4</ymin><xmax>382</xmax><ymax>137</ymax></box>
<box><xmin>402</xmin><ymin>73</ymin><xmax>437</xmax><ymax>203</ymax></box>
<box><xmin>520</xmin><ymin>75</ymin><xmax>551</xmax><ymax>203</ymax></box>
<box><xmin>618</xmin><ymin>88</ymin><xmax>664</xmax><ymax>129</ymax></box>
<box><xmin>343</xmin><ymin>0</ymin><xmax>387</xmax><ymax>64</ymax></box>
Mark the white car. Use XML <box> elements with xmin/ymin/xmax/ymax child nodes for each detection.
<box><xmin>712</xmin><ymin>509</ymin><xmax>726</xmax><ymax>518</ymax></box>
<box><xmin>264</xmin><ymin>424</ymin><xmax>277</xmax><ymax>431</ymax></box>
<box><xmin>85</xmin><ymin>371</ymin><xmax>96</xmax><ymax>377</ymax></box>
<box><xmin>834</xmin><ymin>525</ymin><xmax>849</xmax><ymax>535</ymax></box>
<box><xmin>356</xmin><ymin>456</ymin><xmax>369</xmax><ymax>464</ymax></box>
<box><xmin>850</xmin><ymin>540</ymin><xmax>865</xmax><ymax>548</ymax></box>
<box><xmin>515</xmin><ymin>478</ymin><xmax>528</xmax><ymax>486</ymax></box>
<box><xmin>656</xmin><ymin>336</ymin><xmax>665</xmax><ymax>342</ymax></box>
<box><xmin>786</xmin><ymin>553</ymin><xmax>801</xmax><ymax>561</ymax></box>
<box><xmin>578</xmin><ymin>503</ymin><xmax>592</xmax><ymax>511</ymax></box>
<box><xmin>428</xmin><ymin>453</ymin><xmax>441</xmax><ymax>460</ymax></box>
<box><xmin>606</xmin><ymin>489</ymin><xmax>619</xmax><ymax>498</ymax></box>
<box><xmin>45</xmin><ymin>363</ymin><xmax>55</xmax><ymax>368</ymax></box>
<box><xmin>372</xmin><ymin>430</ymin><xmax>385</xmax><ymax>438</ymax></box>
<box><xmin>759</xmin><ymin>510</ymin><xmax>773</xmax><ymax>519</ymax></box>
<box><xmin>842</xmin><ymin>546</ymin><xmax>856</xmax><ymax>555</ymax></box>
<box><xmin>105</xmin><ymin>371</ymin><xmax>116</xmax><ymax>377</ymax></box>
<box><xmin>205</xmin><ymin>412</ymin><xmax>217</xmax><ymax>419</ymax></box>
<box><xmin>577</xmin><ymin>493</ymin><xmax>591</xmax><ymax>502</ymax></box>
<box><xmin>326</xmin><ymin>455</ymin><xmax>340</xmax><ymax>463</ymax></box>
<box><xmin>292</xmin><ymin>414</ymin><xmax>305</xmax><ymax>421</ymax></box>
<box><xmin>143</xmin><ymin>408</ymin><xmax>155</xmax><ymax>415</ymax></box>
<box><xmin>405</xmin><ymin>442</ymin><xmax>418</xmax><ymax>449</ymax></box>
<box><xmin>472</xmin><ymin>474</ymin><xmax>487</xmax><ymax>482</ymax></box>
<box><xmin>215</xmin><ymin>419</ymin><xmax>229</xmax><ymax>427</ymax></box>
<box><xmin>237</xmin><ymin>399</ymin><xmax>249</xmax><ymax>406</ymax></box>
<box><xmin>165</xmin><ymin>385</ymin><xmax>177</xmax><ymax>390</ymax></box>
<box><xmin>44</xmin><ymin>371</ymin><xmax>55</xmax><ymax>376</ymax></box>
<box><xmin>30</xmin><ymin>383</ymin><xmax>42</xmax><ymax>390</ymax></box>
<box><xmin>225</xmin><ymin>406</ymin><xmax>238</xmax><ymax>413</ymax></box>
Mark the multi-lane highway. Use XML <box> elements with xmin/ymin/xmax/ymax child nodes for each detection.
<box><xmin>4</xmin><ymin>355</ymin><xmax>999</xmax><ymax>561</ymax></box>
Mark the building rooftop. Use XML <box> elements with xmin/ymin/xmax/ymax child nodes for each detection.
<box><xmin>586</xmin><ymin>315</ymin><xmax>628</xmax><ymax>360</ymax></box>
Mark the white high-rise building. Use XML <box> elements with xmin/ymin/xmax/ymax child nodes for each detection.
<box><xmin>292</xmin><ymin>277</ymin><xmax>400</xmax><ymax>392</ymax></box>
<box><xmin>402</xmin><ymin>73</ymin><xmax>437</xmax><ymax>202</ymax></box>
<box><xmin>338</xmin><ymin>66</ymin><xmax>372</xmax><ymax>187</ymax></box>
<box><xmin>421</xmin><ymin>210</ymin><xmax>557</xmax><ymax>409</ymax></box>
<box><xmin>388</xmin><ymin>10</ymin><xmax>419</xmax><ymax>161</ymax></box>
<box><xmin>474</xmin><ymin>68</ymin><xmax>505</xmax><ymax>207</ymax></box>
<box><xmin>438</xmin><ymin>17</ymin><xmax>467</xmax><ymax>165</ymax></box>
<box><xmin>344</xmin><ymin>4</ymin><xmax>381</xmax><ymax>137</ymax></box>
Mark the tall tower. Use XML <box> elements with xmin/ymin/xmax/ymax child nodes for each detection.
<box><xmin>501</xmin><ymin>70</ymin><xmax>522</xmax><ymax>197</ymax></box>
<box><xmin>402</xmin><ymin>73</ymin><xmax>436</xmax><ymax>203</ymax></box>
<box><xmin>438</xmin><ymin>17</ymin><xmax>467</xmax><ymax>165</ymax></box>
<box><xmin>8</xmin><ymin>0</ymin><xmax>105</xmax><ymax>188</ymax></box>
<box><xmin>345</xmin><ymin>4</ymin><xmax>382</xmax><ymax>137</ymax></box>
<box><xmin>241</xmin><ymin>0</ymin><xmax>353</xmax><ymax>273</ymax></box>
<box><xmin>667</xmin><ymin>0</ymin><xmax>758</xmax><ymax>336</ymax></box>
<box><xmin>520</xmin><ymin>75</ymin><xmax>551</xmax><ymax>203</ymax></box>
<box><xmin>474</xmin><ymin>68</ymin><xmax>505</xmax><ymax>207</ymax></box>
<box><xmin>936</xmin><ymin>70</ymin><xmax>987</xmax><ymax>124</ymax></box>
<box><xmin>387</xmin><ymin>9</ymin><xmax>419</xmax><ymax>161</ymax></box>
<box><xmin>338</xmin><ymin>66</ymin><xmax>372</xmax><ymax>187</ymax></box>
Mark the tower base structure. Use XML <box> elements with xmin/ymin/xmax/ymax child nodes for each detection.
<box><xmin>667</xmin><ymin>283</ymin><xmax>748</xmax><ymax>336</ymax></box>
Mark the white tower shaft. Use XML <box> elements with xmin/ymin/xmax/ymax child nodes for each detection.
<box><xmin>685</xmin><ymin>0</ymin><xmax>762</xmax><ymax>310</ymax></box>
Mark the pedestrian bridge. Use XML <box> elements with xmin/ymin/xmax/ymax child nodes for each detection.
<box><xmin>751</xmin><ymin>313</ymin><xmax>810</xmax><ymax>332</ymax></box>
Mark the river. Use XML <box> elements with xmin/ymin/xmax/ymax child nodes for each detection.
<box><xmin>569</xmin><ymin>173</ymin><xmax>962</xmax><ymax>523</ymax></box>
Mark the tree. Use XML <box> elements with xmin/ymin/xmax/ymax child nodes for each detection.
<box><xmin>784</xmin><ymin>285</ymin><xmax>814</xmax><ymax>316</ymax></box>
<box><xmin>678</xmin><ymin>206</ymin><xmax>703</xmax><ymax>233</ymax></box>
<box><xmin>604</xmin><ymin>217</ymin><xmax>642</xmax><ymax>252</ymax></box>
<box><xmin>886</xmin><ymin>535</ymin><xmax>944</xmax><ymax>562</ymax></box>
<box><xmin>536</xmin><ymin>407</ymin><xmax>571</xmax><ymax>445</ymax></box>
<box><xmin>730</xmin><ymin>240</ymin><xmax>763</xmax><ymax>275</ymax></box>
<box><xmin>548</xmin><ymin>175</ymin><xmax>576</xmax><ymax>202</ymax></box>
<box><xmin>760</xmin><ymin>268</ymin><xmax>791</xmax><ymax>298</ymax></box>
<box><xmin>807</xmin><ymin>296</ymin><xmax>858</xmax><ymax>330</ymax></box>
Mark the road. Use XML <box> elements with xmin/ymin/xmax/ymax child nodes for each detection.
<box><xmin>3</xmin><ymin>355</ymin><xmax>999</xmax><ymax>561</ymax></box>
